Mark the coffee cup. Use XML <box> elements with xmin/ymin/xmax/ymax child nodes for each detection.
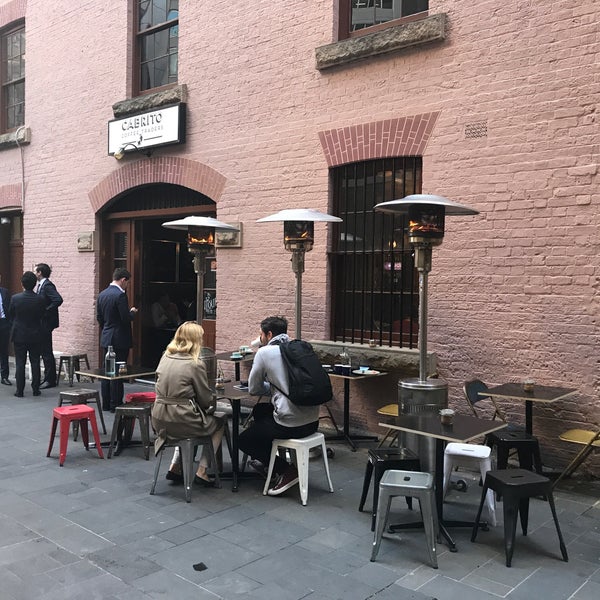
<box><xmin>231</xmin><ymin>352</ymin><xmax>242</xmax><ymax>359</ymax></box>
<box><xmin>333</xmin><ymin>364</ymin><xmax>344</xmax><ymax>374</ymax></box>
<box><xmin>341</xmin><ymin>364</ymin><xmax>352</xmax><ymax>376</ymax></box>
<box><xmin>240</xmin><ymin>345</ymin><xmax>251</xmax><ymax>354</ymax></box>
<box><xmin>358</xmin><ymin>365</ymin><xmax>369</xmax><ymax>373</ymax></box>
<box><xmin>439</xmin><ymin>408</ymin><xmax>455</xmax><ymax>425</ymax></box>
<box><xmin>523</xmin><ymin>379</ymin><xmax>535</xmax><ymax>393</ymax></box>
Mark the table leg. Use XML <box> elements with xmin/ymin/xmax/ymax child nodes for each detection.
<box><xmin>324</xmin><ymin>378</ymin><xmax>378</xmax><ymax>451</ymax></box>
<box><xmin>231</xmin><ymin>398</ymin><xmax>240</xmax><ymax>492</ymax></box>
<box><xmin>525</xmin><ymin>401</ymin><xmax>533</xmax><ymax>435</ymax></box>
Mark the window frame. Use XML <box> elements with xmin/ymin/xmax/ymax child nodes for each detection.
<box><xmin>338</xmin><ymin>0</ymin><xmax>429</xmax><ymax>41</ymax></box>
<box><xmin>1</xmin><ymin>21</ymin><xmax>25</xmax><ymax>133</ymax></box>
<box><xmin>134</xmin><ymin>0</ymin><xmax>179</xmax><ymax>96</ymax></box>
<box><xmin>330</xmin><ymin>157</ymin><xmax>422</xmax><ymax>348</ymax></box>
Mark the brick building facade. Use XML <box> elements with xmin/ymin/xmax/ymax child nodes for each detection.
<box><xmin>0</xmin><ymin>1</ymin><xmax>597</xmax><ymax>475</ymax></box>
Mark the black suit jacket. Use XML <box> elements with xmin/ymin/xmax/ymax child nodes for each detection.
<box><xmin>37</xmin><ymin>278</ymin><xmax>63</xmax><ymax>331</ymax></box>
<box><xmin>96</xmin><ymin>284</ymin><xmax>134</xmax><ymax>350</ymax></box>
<box><xmin>0</xmin><ymin>287</ymin><xmax>10</xmax><ymax>323</ymax></box>
<box><xmin>8</xmin><ymin>290</ymin><xmax>46</xmax><ymax>344</ymax></box>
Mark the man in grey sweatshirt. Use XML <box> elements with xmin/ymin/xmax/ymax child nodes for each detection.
<box><xmin>240</xmin><ymin>316</ymin><xmax>320</xmax><ymax>495</ymax></box>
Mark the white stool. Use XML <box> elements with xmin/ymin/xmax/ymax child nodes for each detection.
<box><xmin>443</xmin><ymin>442</ymin><xmax>496</xmax><ymax>526</ymax></box>
<box><xmin>263</xmin><ymin>432</ymin><xmax>334</xmax><ymax>506</ymax></box>
<box><xmin>371</xmin><ymin>470</ymin><xmax>438</xmax><ymax>568</ymax></box>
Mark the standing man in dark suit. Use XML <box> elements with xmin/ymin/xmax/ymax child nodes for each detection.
<box><xmin>35</xmin><ymin>263</ymin><xmax>63</xmax><ymax>389</ymax></box>
<box><xmin>8</xmin><ymin>271</ymin><xmax>47</xmax><ymax>397</ymax></box>
<box><xmin>96</xmin><ymin>268</ymin><xmax>138</xmax><ymax>411</ymax></box>
<box><xmin>0</xmin><ymin>279</ymin><xmax>11</xmax><ymax>385</ymax></box>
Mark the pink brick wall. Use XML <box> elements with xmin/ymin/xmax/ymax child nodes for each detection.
<box><xmin>0</xmin><ymin>0</ymin><xmax>597</xmax><ymax>473</ymax></box>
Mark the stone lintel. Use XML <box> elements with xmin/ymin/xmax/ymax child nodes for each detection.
<box><xmin>112</xmin><ymin>84</ymin><xmax>188</xmax><ymax>118</ymax></box>
<box><xmin>315</xmin><ymin>13</ymin><xmax>447</xmax><ymax>71</ymax></box>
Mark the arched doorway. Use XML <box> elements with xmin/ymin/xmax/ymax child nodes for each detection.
<box><xmin>99</xmin><ymin>183</ymin><xmax>218</xmax><ymax>366</ymax></box>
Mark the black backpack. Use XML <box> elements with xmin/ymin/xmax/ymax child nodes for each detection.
<box><xmin>270</xmin><ymin>339</ymin><xmax>332</xmax><ymax>406</ymax></box>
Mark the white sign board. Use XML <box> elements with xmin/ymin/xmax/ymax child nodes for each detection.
<box><xmin>107</xmin><ymin>103</ymin><xmax>185</xmax><ymax>155</ymax></box>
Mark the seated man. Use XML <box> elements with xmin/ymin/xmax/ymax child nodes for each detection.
<box><xmin>151</xmin><ymin>293</ymin><xmax>181</xmax><ymax>328</ymax></box>
<box><xmin>239</xmin><ymin>316</ymin><xmax>320</xmax><ymax>495</ymax></box>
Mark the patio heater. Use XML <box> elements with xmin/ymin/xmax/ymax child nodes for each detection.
<box><xmin>257</xmin><ymin>209</ymin><xmax>342</xmax><ymax>340</ymax></box>
<box><xmin>374</xmin><ymin>194</ymin><xmax>479</xmax><ymax>471</ymax></box>
<box><xmin>162</xmin><ymin>216</ymin><xmax>239</xmax><ymax>325</ymax></box>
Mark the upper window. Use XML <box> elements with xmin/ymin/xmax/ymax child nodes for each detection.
<box><xmin>136</xmin><ymin>0</ymin><xmax>179</xmax><ymax>93</ymax></box>
<box><xmin>331</xmin><ymin>158</ymin><xmax>422</xmax><ymax>347</ymax></box>
<box><xmin>1</xmin><ymin>24</ymin><xmax>25</xmax><ymax>132</ymax></box>
<box><xmin>340</xmin><ymin>0</ymin><xmax>428</xmax><ymax>39</ymax></box>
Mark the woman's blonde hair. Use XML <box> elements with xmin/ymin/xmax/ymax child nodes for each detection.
<box><xmin>165</xmin><ymin>321</ymin><xmax>204</xmax><ymax>360</ymax></box>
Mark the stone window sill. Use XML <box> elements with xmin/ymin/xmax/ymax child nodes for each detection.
<box><xmin>315</xmin><ymin>13</ymin><xmax>447</xmax><ymax>71</ymax></box>
<box><xmin>0</xmin><ymin>126</ymin><xmax>30</xmax><ymax>151</ymax></box>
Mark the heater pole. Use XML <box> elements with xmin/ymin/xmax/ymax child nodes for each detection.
<box><xmin>192</xmin><ymin>249</ymin><xmax>208</xmax><ymax>324</ymax></box>
<box><xmin>291</xmin><ymin>249</ymin><xmax>305</xmax><ymax>340</ymax></box>
<box><xmin>414</xmin><ymin>244</ymin><xmax>433</xmax><ymax>383</ymax></box>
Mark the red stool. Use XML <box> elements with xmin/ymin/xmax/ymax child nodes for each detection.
<box><xmin>125</xmin><ymin>392</ymin><xmax>156</xmax><ymax>404</ymax></box>
<box><xmin>47</xmin><ymin>405</ymin><xmax>104</xmax><ymax>466</ymax></box>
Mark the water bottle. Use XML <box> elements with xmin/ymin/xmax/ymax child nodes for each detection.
<box><xmin>105</xmin><ymin>345</ymin><xmax>116</xmax><ymax>376</ymax></box>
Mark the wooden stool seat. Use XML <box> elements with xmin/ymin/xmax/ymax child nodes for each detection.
<box><xmin>57</xmin><ymin>353</ymin><xmax>91</xmax><ymax>387</ymax></box>
<box><xmin>107</xmin><ymin>404</ymin><xmax>153</xmax><ymax>460</ymax></box>
<box><xmin>47</xmin><ymin>405</ymin><xmax>104</xmax><ymax>466</ymax></box>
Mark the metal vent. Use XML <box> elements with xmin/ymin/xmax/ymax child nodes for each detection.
<box><xmin>465</xmin><ymin>121</ymin><xmax>488</xmax><ymax>139</ymax></box>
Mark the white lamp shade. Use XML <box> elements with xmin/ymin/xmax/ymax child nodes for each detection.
<box><xmin>162</xmin><ymin>216</ymin><xmax>239</xmax><ymax>231</ymax></box>
<box><xmin>257</xmin><ymin>209</ymin><xmax>342</xmax><ymax>223</ymax></box>
<box><xmin>374</xmin><ymin>194</ymin><xmax>479</xmax><ymax>216</ymax></box>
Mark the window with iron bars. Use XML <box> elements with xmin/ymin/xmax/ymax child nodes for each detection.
<box><xmin>331</xmin><ymin>158</ymin><xmax>422</xmax><ymax>347</ymax></box>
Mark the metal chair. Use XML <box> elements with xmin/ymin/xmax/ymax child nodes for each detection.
<box><xmin>553</xmin><ymin>427</ymin><xmax>600</xmax><ymax>488</ymax></box>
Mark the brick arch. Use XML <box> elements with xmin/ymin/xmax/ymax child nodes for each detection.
<box><xmin>318</xmin><ymin>111</ymin><xmax>440</xmax><ymax>167</ymax></box>
<box><xmin>88</xmin><ymin>156</ymin><xmax>227</xmax><ymax>212</ymax></box>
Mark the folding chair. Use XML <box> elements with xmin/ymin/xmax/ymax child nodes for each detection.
<box><xmin>553</xmin><ymin>427</ymin><xmax>600</xmax><ymax>488</ymax></box>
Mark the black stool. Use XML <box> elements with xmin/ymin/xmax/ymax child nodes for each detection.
<box><xmin>358</xmin><ymin>447</ymin><xmax>420</xmax><ymax>531</ymax></box>
<box><xmin>472</xmin><ymin>468</ymin><xmax>568</xmax><ymax>567</ymax></box>
<box><xmin>487</xmin><ymin>430</ymin><xmax>543</xmax><ymax>473</ymax></box>
<box><xmin>58</xmin><ymin>388</ymin><xmax>107</xmax><ymax>440</ymax></box>
<box><xmin>107</xmin><ymin>404</ymin><xmax>153</xmax><ymax>460</ymax></box>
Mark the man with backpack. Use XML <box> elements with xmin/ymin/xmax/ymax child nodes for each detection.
<box><xmin>240</xmin><ymin>316</ymin><xmax>321</xmax><ymax>496</ymax></box>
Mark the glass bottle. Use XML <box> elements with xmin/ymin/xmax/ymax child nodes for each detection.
<box><xmin>105</xmin><ymin>345</ymin><xmax>116</xmax><ymax>376</ymax></box>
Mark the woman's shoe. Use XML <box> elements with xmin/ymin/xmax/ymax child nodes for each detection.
<box><xmin>165</xmin><ymin>470</ymin><xmax>183</xmax><ymax>483</ymax></box>
<box><xmin>193</xmin><ymin>474</ymin><xmax>215</xmax><ymax>487</ymax></box>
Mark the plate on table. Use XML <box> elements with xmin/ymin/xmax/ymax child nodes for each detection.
<box><xmin>353</xmin><ymin>369</ymin><xmax>380</xmax><ymax>375</ymax></box>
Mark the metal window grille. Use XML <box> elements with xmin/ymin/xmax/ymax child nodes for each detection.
<box><xmin>331</xmin><ymin>157</ymin><xmax>422</xmax><ymax>347</ymax></box>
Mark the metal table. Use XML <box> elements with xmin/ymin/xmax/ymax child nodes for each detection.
<box><xmin>482</xmin><ymin>383</ymin><xmax>577</xmax><ymax>435</ymax></box>
<box><xmin>378</xmin><ymin>413</ymin><xmax>507</xmax><ymax>551</ymax></box>
<box><xmin>326</xmin><ymin>371</ymin><xmax>387</xmax><ymax>451</ymax></box>
<box><xmin>215</xmin><ymin>351</ymin><xmax>254</xmax><ymax>382</ymax></box>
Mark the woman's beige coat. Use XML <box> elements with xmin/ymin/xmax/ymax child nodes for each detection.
<box><xmin>151</xmin><ymin>352</ymin><xmax>223</xmax><ymax>455</ymax></box>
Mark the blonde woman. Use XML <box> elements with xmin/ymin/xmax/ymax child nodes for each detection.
<box><xmin>151</xmin><ymin>321</ymin><xmax>224</xmax><ymax>485</ymax></box>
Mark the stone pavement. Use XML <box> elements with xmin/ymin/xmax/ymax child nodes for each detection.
<box><xmin>0</xmin><ymin>379</ymin><xmax>598</xmax><ymax>599</ymax></box>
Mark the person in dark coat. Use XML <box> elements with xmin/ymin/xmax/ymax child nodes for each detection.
<box><xmin>8</xmin><ymin>271</ymin><xmax>47</xmax><ymax>397</ymax></box>
<box><xmin>96</xmin><ymin>268</ymin><xmax>138</xmax><ymax>411</ymax></box>
<box><xmin>0</xmin><ymin>280</ymin><xmax>11</xmax><ymax>385</ymax></box>
<box><xmin>35</xmin><ymin>263</ymin><xmax>63</xmax><ymax>389</ymax></box>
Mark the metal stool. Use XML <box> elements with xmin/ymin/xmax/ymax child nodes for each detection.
<box><xmin>263</xmin><ymin>432</ymin><xmax>334</xmax><ymax>506</ymax></box>
<box><xmin>486</xmin><ymin>430</ymin><xmax>543</xmax><ymax>473</ymax></box>
<box><xmin>125</xmin><ymin>391</ymin><xmax>156</xmax><ymax>404</ymax></box>
<box><xmin>358</xmin><ymin>446</ymin><xmax>420</xmax><ymax>530</ymax></box>
<box><xmin>56</xmin><ymin>353</ymin><xmax>90</xmax><ymax>387</ymax></box>
<box><xmin>150</xmin><ymin>436</ymin><xmax>222</xmax><ymax>502</ymax></box>
<box><xmin>371</xmin><ymin>469</ymin><xmax>438</xmax><ymax>568</ymax></box>
<box><xmin>443</xmin><ymin>442</ymin><xmax>496</xmax><ymax>526</ymax></box>
<box><xmin>47</xmin><ymin>405</ymin><xmax>104</xmax><ymax>466</ymax></box>
<box><xmin>472</xmin><ymin>468</ymin><xmax>568</xmax><ymax>567</ymax></box>
<box><xmin>107</xmin><ymin>404</ymin><xmax>153</xmax><ymax>460</ymax></box>
<box><xmin>58</xmin><ymin>388</ymin><xmax>107</xmax><ymax>440</ymax></box>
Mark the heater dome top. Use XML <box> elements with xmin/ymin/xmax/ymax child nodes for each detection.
<box><xmin>162</xmin><ymin>216</ymin><xmax>239</xmax><ymax>231</ymax></box>
<box><xmin>374</xmin><ymin>194</ymin><xmax>479</xmax><ymax>216</ymax></box>
<box><xmin>257</xmin><ymin>209</ymin><xmax>342</xmax><ymax>223</ymax></box>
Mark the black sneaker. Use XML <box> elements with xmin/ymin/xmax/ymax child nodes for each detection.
<box><xmin>267</xmin><ymin>467</ymin><xmax>299</xmax><ymax>496</ymax></box>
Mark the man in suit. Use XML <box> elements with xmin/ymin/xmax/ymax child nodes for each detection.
<box><xmin>0</xmin><ymin>279</ymin><xmax>11</xmax><ymax>385</ymax></box>
<box><xmin>96</xmin><ymin>268</ymin><xmax>138</xmax><ymax>411</ymax></box>
<box><xmin>35</xmin><ymin>263</ymin><xmax>63</xmax><ymax>389</ymax></box>
<box><xmin>8</xmin><ymin>271</ymin><xmax>47</xmax><ymax>397</ymax></box>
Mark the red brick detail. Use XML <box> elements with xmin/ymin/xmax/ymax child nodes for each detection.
<box><xmin>318</xmin><ymin>112</ymin><xmax>440</xmax><ymax>167</ymax></box>
<box><xmin>0</xmin><ymin>0</ymin><xmax>26</xmax><ymax>26</ymax></box>
<box><xmin>0</xmin><ymin>183</ymin><xmax>22</xmax><ymax>209</ymax></box>
<box><xmin>88</xmin><ymin>156</ymin><xmax>227</xmax><ymax>213</ymax></box>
